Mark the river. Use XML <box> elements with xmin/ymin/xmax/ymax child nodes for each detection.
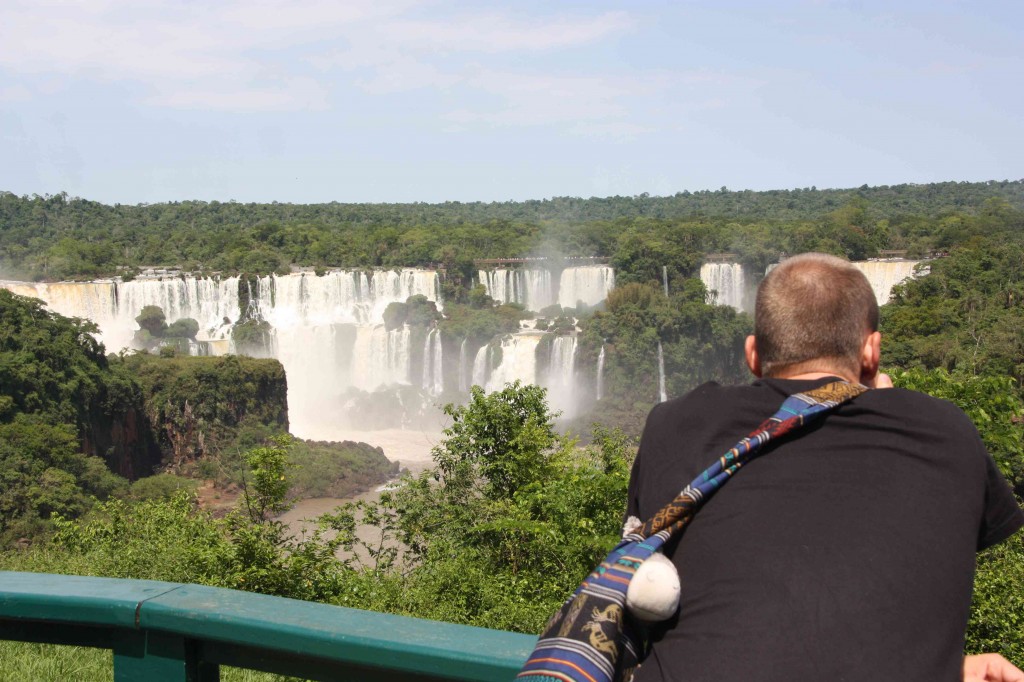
<box><xmin>277</xmin><ymin>429</ymin><xmax>443</xmax><ymax>562</ymax></box>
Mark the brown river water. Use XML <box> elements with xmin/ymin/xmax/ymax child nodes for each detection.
<box><xmin>276</xmin><ymin>429</ymin><xmax>443</xmax><ymax>562</ymax></box>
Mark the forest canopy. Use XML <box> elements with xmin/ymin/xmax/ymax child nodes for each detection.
<box><xmin>1</xmin><ymin>180</ymin><xmax>1021</xmax><ymax>281</ymax></box>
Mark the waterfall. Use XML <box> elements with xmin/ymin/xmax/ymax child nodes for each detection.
<box><xmin>478</xmin><ymin>269</ymin><xmax>555</xmax><ymax>312</ymax></box>
<box><xmin>253</xmin><ymin>269</ymin><xmax>440</xmax><ymax>327</ymax></box>
<box><xmin>247</xmin><ymin>269</ymin><xmax>442</xmax><ymax>434</ymax></box>
<box><xmin>1</xmin><ymin>268</ymin><xmax>443</xmax><ymax>439</ymax></box>
<box><xmin>596</xmin><ymin>345</ymin><xmax>605</xmax><ymax>401</ymax></box>
<box><xmin>657</xmin><ymin>341</ymin><xmax>667</xmax><ymax>403</ymax></box>
<box><xmin>662</xmin><ymin>266</ymin><xmax>669</xmax><ymax>297</ymax></box>
<box><xmin>850</xmin><ymin>261</ymin><xmax>922</xmax><ymax>305</ymax></box>
<box><xmin>1</xmin><ymin>276</ymin><xmax>241</xmax><ymax>352</ymax></box>
<box><xmin>421</xmin><ymin>328</ymin><xmax>444</xmax><ymax>396</ymax></box>
<box><xmin>479</xmin><ymin>269</ymin><xmax>510</xmax><ymax>306</ymax></box>
<box><xmin>558</xmin><ymin>265</ymin><xmax>616</xmax><ymax>309</ymax></box>
<box><xmin>522</xmin><ymin>270</ymin><xmax>555</xmax><ymax>311</ymax></box>
<box><xmin>422</xmin><ymin>329</ymin><xmax>434</xmax><ymax>392</ymax></box>
<box><xmin>699</xmin><ymin>263</ymin><xmax>749</xmax><ymax>312</ymax></box>
<box><xmin>478</xmin><ymin>265</ymin><xmax>613</xmax><ymax>312</ymax></box>
<box><xmin>458</xmin><ymin>338</ymin><xmax>469</xmax><ymax>392</ymax></box>
<box><xmin>471</xmin><ymin>344</ymin><xmax>491</xmax><ymax>388</ymax></box>
<box><xmin>546</xmin><ymin>335</ymin><xmax>577</xmax><ymax>417</ymax></box>
<box><xmin>346</xmin><ymin>324</ymin><xmax>412</xmax><ymax>391</ymax></box>
<box><xmin>485</xmin><ymin>332</ymin><xmax>544</xmax><ymax>392</ymax></box>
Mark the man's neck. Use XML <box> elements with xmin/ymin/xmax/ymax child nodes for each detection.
<box><xmin>771</xmin><ymin>370</ymin><xmax>858</xmax><ymax>382</ymax></box>
<box><xmin>770</xmin><ymin>366</ymin><xmax>856</xmax><ymax>382</ymax></box>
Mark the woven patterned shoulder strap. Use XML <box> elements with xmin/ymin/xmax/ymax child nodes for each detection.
<box><xmin>630</xmin><ymin>380</ymin><xmax>867</xmax><ymax>543</ymax></box>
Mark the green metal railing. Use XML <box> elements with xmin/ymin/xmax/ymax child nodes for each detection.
<box><xmin>0</xmin><ymin>571</ymin><xmax>537</xmax><ymax>681</ymax></box>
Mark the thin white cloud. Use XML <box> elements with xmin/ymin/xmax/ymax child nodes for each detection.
<box><xmin>0</xmin><ymin>0</ymin><xmax>406</xmax><ymax>110</ymax></box>
<box><xmin>0</xmin><ymin>0</ymin><xmax>660</xmax><ymax>127</ymax></box>
<box><xmin>145</xmin><ymin>78</ymin><xmax>329</xmax><ymax>112</ymax></box>
<box><xmin>385</xmin><ymin>11</ymin><xmax>633</xmax><ymax>53</ymax></box>
<box><xmin>569</xmin><ymin>122</ymin><xmax>656</xmax><ymax>141</ymax></box>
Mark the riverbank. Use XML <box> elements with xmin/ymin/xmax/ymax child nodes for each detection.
<box><xmin>277</xmin><ymin>429</ymin><xmax>444</xmax><ymax>563</ymax></box>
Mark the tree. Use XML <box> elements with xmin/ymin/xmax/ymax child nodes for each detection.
<box><xmin>357</xmin><ymin>383</ymin><xmax>635</xmax><ymax>631</ymax></box>
<box><xmin>135</xmin><ymin>305</ymin><xmax>167</xmax><ymax>336</ymax></box>
<box><xmin>434</xmin><ymin>382</ymin><xmax>560</xmax><ymax>502</ymax></box>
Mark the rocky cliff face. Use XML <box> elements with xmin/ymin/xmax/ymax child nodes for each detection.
<box><xmin>117</xmin><ymin>353</ymin><xmax>289</xmax><ymax>472</ymax></box>
<box><xmin>81</xmin><ymin>403</ymin><xmax>162</xmax><ymax>480</ymax></box>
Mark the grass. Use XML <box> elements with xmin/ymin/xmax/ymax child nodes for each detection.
<box><xmin>0</xmin><ymin>641</ymin><xmax>307</xmax><ymax>681</ymax></box>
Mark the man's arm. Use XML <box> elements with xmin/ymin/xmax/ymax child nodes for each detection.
<box><xmin>964</xmin><ymin>654</ymin><xmax>1024</xmax><ymax>682</ymax></box>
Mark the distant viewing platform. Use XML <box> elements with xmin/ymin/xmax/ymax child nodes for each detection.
<box><xmin>474</xmin><ymin>256</ymin><xmax>611</xmax><ymax>267</ymax></box>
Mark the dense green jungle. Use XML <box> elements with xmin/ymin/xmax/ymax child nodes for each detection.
<box><xmin>1</xmin><ymin>181</ymin><xmax>1023</xmax><ymax>677</ymax></box>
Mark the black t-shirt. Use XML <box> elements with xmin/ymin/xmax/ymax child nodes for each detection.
<box><xmin>626</xmin><ymin>377</ymin><xmax>1024</xmax><ymax>682</ymax></box>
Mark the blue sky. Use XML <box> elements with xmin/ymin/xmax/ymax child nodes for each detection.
<box><xmin>0</xmin><ymin>1</ymin><xmax>1020</xmax><ymax>204</ymax></box>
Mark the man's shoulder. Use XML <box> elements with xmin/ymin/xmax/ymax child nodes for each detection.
<box><xmin>644</xmin><ymin>381</ymin><xmax>764</xmax><ymax>431</ymax></box>
<box><xmin>860</xmin><ymin>385</ymin><xmax>978</xmax><ymax>424</ymax></box>
<box><xmin>650</xmin><ymin>380</ymin><xmax>980</xmax><ymax>431</ymax></box>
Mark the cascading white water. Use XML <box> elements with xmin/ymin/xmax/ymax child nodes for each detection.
<box><xmin>2</xmin><ymin>269</ymin><xmax>443</xmax><ymax>439</ymax></box>
<box><xmin>699</xmin><ymin>263</ymin><xmax>750</xmax><ymax>312</ymax></box>
<box><xmin>558</xmin><ymin>265</ymin><xmax>616</xmax><ymax>309</ymax></box>
<box><xmin>421</xmin><ymin>328</ymin><xmax>444</xmax><ymax>396</ymax></box>
<box><xmin>484</xmin><ymin>332</ymin><xmax>545</xmax><ymax>393</ymax></box>
<box><xmin>479</xmin><ymin>269</ymin><xmax>512</xmax><ymax>306</ymax></box>
<box><xmin>657</xmin><ymin>341</ymin><xmax>667</xmax><ymax>403</ymax></box>
<box><xmin>348</xmin><ymin>325</ymin><xmax>413</xmax><ymax>391</ymax></box>
<box><xmin>596</xmin><ymin>345</ymin><xmax>606</xmax><ymax>401</ymax></box>
<box><xmin>266</xmin><ymin>270</ymin><xmax>440</xmax><ymax>435</ymax></box>
<box><xmin>850</xmin><ymin>261</ymin><xmax>922</xmax><ymax>305</ymax></box>
<box><xmin>662</xmin><ymin>266</ymin><xmax>669</xmax><ymax>297</ymax></box>
<box><xmin>1</xmin><ymin>276</ymin><xmax>241</xmax><ymax>352</ymax></box>
<box><xmin>458</xmin><ymin>338</ymin><xmax>469</xmax><ymax>393</ymax></box>
<box><xmin>471</xmin><ymin>344</ymin><xmax>491</xmax><ymax>389</ymax></box>
<box><xmin>546</xmin><ymin>335</ymin><xmax>578</xmax><ymax>418</ymax></box>
<box><xmin>478</xmin><ymin>269</ymin><xmax>555</xmax><ymax>312</ymax></box>
<box><xmin>522</xmin><ymin>270</ymin><xmax>555</xmax><ymax>311</ymax></box>
<box><xmin>479</xmin><ymin>265</ymin><xmax>614</xmax><ymax>312</ymax></box>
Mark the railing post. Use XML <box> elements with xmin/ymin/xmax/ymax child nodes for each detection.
<box><xmin>113</xmin><ymin>631</ymin><xmax>219</xmax><ymax>682</ymax></box>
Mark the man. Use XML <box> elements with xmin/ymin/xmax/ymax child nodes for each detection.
<box><xmin>627</xmin><ymin>253</ymin><xmax>1024</xmax><ymax>681</ymax></box>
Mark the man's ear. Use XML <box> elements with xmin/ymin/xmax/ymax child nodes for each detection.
<box><xmin>859</xmin><ymin>331</ymin><xmax>881</xmax><ymax>382</ymax></box>
<box><xmin>745</xmin><ymin>335</ymin><xmax>762</xmax><ymax>378</ymax></box>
